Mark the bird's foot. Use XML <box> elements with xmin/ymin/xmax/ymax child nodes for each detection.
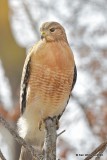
<box><xmin>55</xmin><ymin>117</ymin><xmax>59</xmax><ymax>130</ymax></box>
<box><xmin>38</xmin><ymin>119</ymin><xmax>43</xmax><ymax>131</ymax></box>
<box><xmin>44</xmin><ymin>116</ymin><xmax>59</xmax><ymax>129</ymax></box>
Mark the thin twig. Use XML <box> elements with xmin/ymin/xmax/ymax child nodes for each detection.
<box><xmin>0</xmin><ymin>150</ymin><xmax>6</xmax><ymax>160</ymax></box>
<box><xmin>84</xmin><ymin>140</ymin><xmax>107</xmax><ymax>160</ymax></box>
<box><xmin>57</xmin><ymin>130</ymin><xmax>66</xmax><ymax>137</ymax></box>
<box><xmin>0</xmin><ymin>114</ymin><xmax>43</xmax><ymax>160</ymax></box>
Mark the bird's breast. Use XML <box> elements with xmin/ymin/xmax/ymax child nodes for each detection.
<box><xmin>32</xmin><ymin>40</ymin><xmax>74</xmax><ymax>70</ymax></box>
<box><xmin>26</xmin><ymin>41</ymin><xmax>74</xmax><ymax>117</ymax></box>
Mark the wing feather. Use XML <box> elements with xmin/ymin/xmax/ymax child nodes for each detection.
<box><xmin>20</xmin><ymin>56</ymin><xmax>31</xmax><ymax>114</ymax></box>
<box><xmin>71</xmin><ymin>65</ymin><xmax>77</xmax><ymax>90</ymax></box>
<box><xmin>58</xmin><ymin>64</ymin><xmax>77</xmax><ymax>119</ymax></box>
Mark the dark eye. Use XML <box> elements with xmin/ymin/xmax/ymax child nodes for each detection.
<box><xmin>50</xmin><ymin>28</ymin><xmax>55</xmax><ymax>32</ymax></box>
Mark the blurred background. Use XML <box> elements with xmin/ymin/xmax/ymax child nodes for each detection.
<box><xmin>0</xmin><ymin>0</ymin><xmax>107</xmax><ymax>159</ymax></box>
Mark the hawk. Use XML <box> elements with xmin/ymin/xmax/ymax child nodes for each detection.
<box><xmin>18</xmin><ymin>21</ymin><xmax>77</xmax><ymax>160</ymax></box>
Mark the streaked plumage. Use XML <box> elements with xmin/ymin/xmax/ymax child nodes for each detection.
<box><xmin>18</xmin><ymin>22</ymin><xmax>77</xmax><ymax>160</ymax></box>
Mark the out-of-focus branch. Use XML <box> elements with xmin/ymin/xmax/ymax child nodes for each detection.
<box><xmin>71</xmin><ymin>94</ymin><xmax>96</xmax><ymax>135</ymax></box>
<box><xmin>84</xmin><ymin>140</ymin><xmax>107</xmax><ymax>160</ymax></box>
<box><xmin>0</xmin><ymin>150</ymin><xmax>6</xmax><ymax>160</ymax></box>
<box><xmin>0</xmin><ymin>114</ymin><xmax>59</xmax><ymax>160</ymax></box>
<box><xmin>0</xmin><ymin>105</ymin><xmax>20</xmax><ymax>122</ymax></box>
<box><xmin>22</xmin><ymin>1</ymin><xmax>40</xmax><ymax>39</ymax></box>
<box><xmin>44</xmin><ymin>117</ymin><xmax>57</xmax><ymax>160</ymax></box>
<box><xmin>95</xmin><ymin>144</ymin><xmax>106</xmax><ymax>160</ymax></box>
<box><xmin>0</xmin><ymin>114</ymin><xmax>43</xmax><ymax>160</ymax></box>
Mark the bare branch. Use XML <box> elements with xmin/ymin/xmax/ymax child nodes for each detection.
<box><xmin>95</xmin><ymin>145</ymin><xmax>106</xmax><ymax>160</ymax></box>
<box><xmin>44</xmin><ymin>117</ymin><xmax>57</xmax><ymax>160</ymax></box>
<box><xmin>0</xmin><ymin>114</ymin><xmax>43</xmax><ymax>160</ymax></box>
<box><xmin>57</xmin><ymin>130</ymin><xmax>66</xmax><ymax>137</ymax></box>
<box><xmin>22</xmin><ymin>1</ymin><xmax>40</xmax><ymax>39</ymax></box>
<box><xmin>84</xmin><ymin>140</ymin><xmax>107</xmax><ymax>160</ymax></box>
<box><xmin>0</xmin><ymin>150</ymin><xmax>6</xmax><ymax>160</ymax></box>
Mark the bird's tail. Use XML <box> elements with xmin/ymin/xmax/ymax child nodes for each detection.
<box><xmin>18</xmin><ymin>115</ymin><xmax>44</xmax><ymax>160</ymax></box>
<box><xmin>19</xmin><ymin>146</ymin><xmax>37</xmax><ymax>160</ymax></box>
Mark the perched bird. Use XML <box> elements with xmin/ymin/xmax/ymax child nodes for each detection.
<box><xmin>18</xmin><ymin>21</ymin><xmax>77</xmax><ymax>160</ymax></box>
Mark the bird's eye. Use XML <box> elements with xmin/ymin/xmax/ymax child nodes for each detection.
<box><xmin>50</xmin><ymin>28</ymin><xmax>55</xmax><ymax>32</ymax></box>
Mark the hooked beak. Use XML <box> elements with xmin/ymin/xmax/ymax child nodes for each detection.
<box><xmin>41</xmin><ymin>31</ymin><xmax>46</xmax><ymax>40</ymax></box>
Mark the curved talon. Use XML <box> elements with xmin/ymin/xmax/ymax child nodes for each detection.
<box><xmin>56</xmin><ymin>117</ymin><xmax>59</xmax><ymax>130</ymax></box>
<box><xmin>38</xmin><ymin>120</ymin><xmax>43</xmax><ymax>131</ymax></box>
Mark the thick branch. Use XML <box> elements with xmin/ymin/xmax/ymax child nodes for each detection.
<box><xmin>0</xmin><ymin>150</ymin><xmax>6</xmax><ymax>160</ymax></box>
<box><xmin>0</xmin><ymin>114</ymin><xmax>43</xmax><ymax>160</ymax></box>
<box><xmin>44</xmin><ymin>117</ymin><xmax>57</xmax><ymax>160</ymax></box>
<box><xmin>84</xmin><ymin>140</ymin><xmax>107</xmax><ymax>160</ymax></box>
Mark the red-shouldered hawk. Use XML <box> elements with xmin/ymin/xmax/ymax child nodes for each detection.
<box><xmin>18</xmin><ymin>21</ymin><xmax>77</xmax><ymax>160</ymax></box>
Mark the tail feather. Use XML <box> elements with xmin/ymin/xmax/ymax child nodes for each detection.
<box><xmin>19</xmin><ymin>146</ymin><xmax>37</xmax><ymax>160</ymax></box>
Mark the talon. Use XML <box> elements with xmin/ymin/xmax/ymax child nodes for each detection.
<box><xmin>56</xmin><ymin>118</ymin><xmax>59</xmax><ymax>130</ymax></box>
<box><xmin>55</xmin><ymin>117</ymin><xmax>59</xmax><ymax>130</ymax></box>
<box><xmin>38</xmin><ymin>120</ymin><xmax>43</xmax><ymax>131</ymax></box>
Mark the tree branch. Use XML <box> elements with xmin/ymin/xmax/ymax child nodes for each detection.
<box><xmin>44</xmin><ymin>117</ymin><xmax>57</xmax><ymax>160</ymax></box>
<box><xmin>22</xmin><ymin>1</ymin><xmax>40</xmax><ymax>39</ymax></box>
<box><xmin>84</xmin><ymin>140</ymin><xmax>107</xmax><ymax>160</ymax></box>
<box><xmin>57</xmin><ymin>130</ymin><xmax>66</xmax><ymax>137</ymax></box>
<box><xmin>0</xmin><ymin>150</ymin><xmax>6</xmax><ymax>160</ymax></box>
<box><xmin>95</xmin><ymin>145</ymin><xmax>106</xmax><ymax>160</ymax></box>
<box><xmin>0</xmin><ymin>114</ymin><xmax>43</xmax><ymax>160</ymax></box>
<box><xmin>0</xmin><ymin>114</ymin><xmax>62</xmax><ymax>160</ymax></box>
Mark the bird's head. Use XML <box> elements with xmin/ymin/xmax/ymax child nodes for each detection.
<box><xmin>40</xmin><ymin>21</ymin><xmax>68</xmax><ymax>42</ymax></box>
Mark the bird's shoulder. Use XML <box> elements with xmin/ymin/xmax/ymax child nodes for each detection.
<box><xmin>20</xmin><ymin>43</ymin><xmax>37</xmax><ymax>113</ymax></box>
<box><xmin>20</xmin><ymin>40</ymin><xmax>46</xmax><ymax>113</ymax></box>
